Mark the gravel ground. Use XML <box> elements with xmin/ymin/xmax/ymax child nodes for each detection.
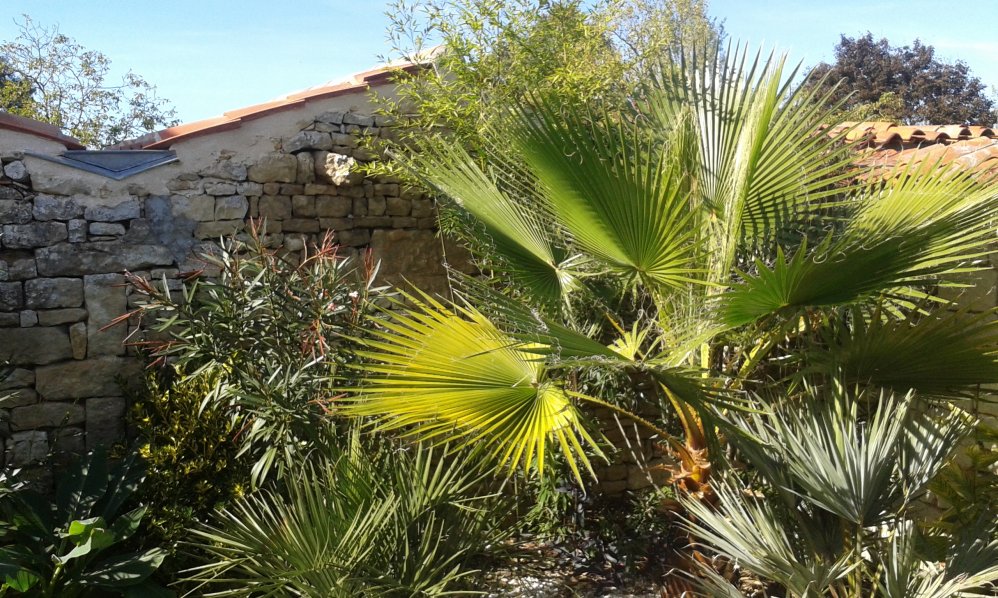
<box><xmin>482</xmin><ymin>567</ymin><xmax>665</xmax><ymax>597</ymax></box>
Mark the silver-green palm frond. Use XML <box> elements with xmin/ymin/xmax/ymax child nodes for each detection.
<box><xmin>877</xmin><ymin>522</ymin><xmax>998</xmax><ymax>598</ymax></box>
<box><xmin>688</xmin><ymin>383</ymin><xmax>979</xmax><ymax>597</ymax></box>
<box><xmin>681</xmin><ymin>475</ymin><xmax>854</xmax><ymax>596</ymax></box>
<box><xmin>728</xmin><ymin>383</ymin><xmax>970</xmax><ymax>527</ymax></box>
<box><xmin>344</xmin><ymin>291</ymin><xmax>602</xmax><ymax>483</ymax></box>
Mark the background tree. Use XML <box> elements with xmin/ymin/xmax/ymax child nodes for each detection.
<box><xmin>0</xmin><ymin>56</ymin><xmax>34</xmax><ymax>113</ymax></box>
<box><xmin>374</xmin><ymin>0</ymin><xmax>723</xmax><ymax>158</ymax></box>
<box><xmin>0</xmin><ymin>15</ymin><xmax>178</xmax><ymax>148</ymax></box>
<box><xmin>806</xmin><ymin>32</ymin><xmax>997</xmax><ymax>125</ymax></box>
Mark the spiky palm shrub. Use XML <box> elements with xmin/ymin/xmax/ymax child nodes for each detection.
<box><xmin>346</xmin><ymin>43</ymin><xmax>998</xmax><ymax>483</ymax></box>
<box><xmin>181</xmin><ymin>436</ymin><xmax>513</xmax><ymax>597</ymax></box>
<box><xmin>683</xmin><ymin>381</ymin><xmax>998</xmax><ymax>597</ymax></box>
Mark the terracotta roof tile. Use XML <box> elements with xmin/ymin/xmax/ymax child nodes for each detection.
<box><xmin>113</xmin><ymin>62</ymin><xmax>421</xmax><ymax>150</ymax></box>
<box><xmin>853</xmin><ymin>120</ymin><xmax>998</xmax><ymax>180</ymax></box>
<box><xmin>0</xmin><ymin>112</ymin><xmax>85</xmax><ymax>149</ymax></box>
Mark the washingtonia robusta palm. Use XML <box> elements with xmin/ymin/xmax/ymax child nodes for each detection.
<box><xmin>347</xmin><ymin>41</ymin><xmax>998</xmax><ymax>487</ymax></box>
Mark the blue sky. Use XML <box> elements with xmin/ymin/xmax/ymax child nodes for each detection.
<box><xmin>2</xmin><ymin>1</ymin><xmax>997</xmax><ymax>125</ymax></box>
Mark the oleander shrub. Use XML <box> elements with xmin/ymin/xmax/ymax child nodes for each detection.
<box><xmin>125</xmin><ymin>224</ymin><xmax>391</xmax><ymax>488</ymax></box>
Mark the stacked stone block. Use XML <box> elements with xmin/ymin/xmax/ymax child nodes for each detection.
<box><xmin>1</xmin><ymin>153</ymin><xmax>141</xmax><ymax>476</ymax></box>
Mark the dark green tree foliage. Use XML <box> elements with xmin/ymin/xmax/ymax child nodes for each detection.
<box><xmin>807</xmin><ymin>33</ymin><xmax>997</xmax><ymax>125</ymax></box>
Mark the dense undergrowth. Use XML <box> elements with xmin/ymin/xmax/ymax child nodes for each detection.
<box><xmin>3</xmin><ymin>1</ymin><xmax>998</xmax><ymax>593</ymax></box>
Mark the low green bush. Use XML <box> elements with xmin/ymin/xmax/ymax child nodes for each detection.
<box><xmin>0</xmin><ymin>449</ymin><xmax>168</xmax><ymax>597</ymax></box>
<box><xmin>128</xmin><ymin>368</ymin><xmax>247</xmax><ymax>553</ymax></box>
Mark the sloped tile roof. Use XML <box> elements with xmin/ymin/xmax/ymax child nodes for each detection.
<box><xmin>112</xmin><ymin>62</ymin><xmax>420</xmax><ymax>150</ymax></box>
<box><xmin>844</xmin><ymin>120</ymin><xmax>998</xmax><ymax>179</ymax></box>
<box><xmin>0</xmin><ymin>112</ymin><xmax>85</xmax><ymax>149</ymax></box>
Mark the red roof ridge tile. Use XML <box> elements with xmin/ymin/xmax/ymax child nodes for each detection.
<box><xmin>112</xmin><ymin>61</ymin><xmax>422</xmax><ymax>150</ymax></box>
<box><xmin>0</xmin><ymin>112</ymin><xmax>85</xmax><ymax>150</ymax></box>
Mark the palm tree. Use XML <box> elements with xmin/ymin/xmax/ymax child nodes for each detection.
<box><xmin>346</xmin><ymin>43</ymin><xmax>998</xmax><ymax>591</ymax></box>
<box><xmin>349</xmin><ymin>41</ymin><xmax>998</xmax><ymax>475</ymax></box>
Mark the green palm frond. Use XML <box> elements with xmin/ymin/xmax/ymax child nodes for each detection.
<box><xmin>184</xmin><ymin>440</ymin><xmax>511</xmax><ymax>597</ymax></box>
<box><xmin>804</xmin><ymin>307</ymin><xmax>998</xmax><ymax>398</ymax></box>
<box><xmin>645</xmin><ymin>43</ymin><xmax>861</xmax><ymax>276</ymax></box>
<box><xmin>721</xmin><ymin>168</ymin><xmax>998</xmax><ymax>326</ymax></box>
<box><xmin>509</xmin><ymin>95</ymin><xmax>702</xmax><ymax>291</ymax></box>
<box><xmin>345</xmin><ymin>292</ymin><xmax>602</xmax><ymax>483</ymax></box>
<box><xmin>406</xmin><ymin>138</ymin><xmax>577</xmax><ymax>306</ymax></box>
<box><xmin>448</xmin><ymin>270</ymin><xmax>629</xmax><ymax>361</ymax></box>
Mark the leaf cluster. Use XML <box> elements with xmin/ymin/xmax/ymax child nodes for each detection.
<box><xmin>345</xmin><ymin>39</ymin><xmax>998</xmax><ymax>592</ymax></box>
<box><xmin>0</xmin><ymin>450</ymin><xmax>169</xmax><ymax>597</ymax></box>
<box><xmin>366</xmin><ymin>0</ymin><xmax>722</xmax><ymax>182</ymax></box>
<box><xmin>126</xmin><ymin>368</ymin><xmax>248</xmax><ymax>555</ymax></box>
<box><xmin>125</xmin><ymin>227</ymin><xmax>392</xmax><ymax>488</ymax></box>
<box><xmin>683</xmin><ymin>384</ymin><xmax>998</xmax><ymax>597</ymax></box>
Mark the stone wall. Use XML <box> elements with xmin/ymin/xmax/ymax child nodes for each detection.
<box><xmin>0</xmin><ymin>107</ymin><xmax>465</xmax><ymax>481</ymax></box>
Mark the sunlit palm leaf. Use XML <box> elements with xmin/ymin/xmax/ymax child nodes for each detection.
<box><xmin>345</xmin><ymin>292</ymin><xmax>601</xmax><ymax>483</ymax></box>
<box><xmin>406</xmin><ymin>139</ymin><xmax>575</xmax><ymax>306</ymax></box>
<box><xmin>645</xmin><ymin>43</ymin><xmax>861</xmax><ymax>277</ymax></box>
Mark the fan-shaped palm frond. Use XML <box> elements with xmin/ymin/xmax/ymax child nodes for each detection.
<box><xmin>406</xmin><ymin>138</ymin><xmax>576</xmax><ymax>306</ymax></box>
<box><xmin>644</xmin><ymin>43</ymin><xmax>862</xmax><ymax>278</ymax></box>
<box><xmin>803</xmin><ymin>307</ymin><xmax>998</xmax><ymax>398</ymax></box>
<box><xmin>721</xmin><ymin>168</ymin><xmax>998</xmax><ymax>326</ymax></box>
<box><xmin>727</xmin><ymin>383</ymin><xmax>970</xmax><ymax>526</ymax></box>
<box><xmin>509</xmin><ymin>95</ymin><xmax>702</xmax><ymax>292</ymax></box>
<box><xmin>184</xmin><ymin>440</ymin><xmax>511</xmax><ymax>597</ymax></box>
<box><xmin>682</xmin><ymin>475</ymin><xmax>853</xmax><ymax>596</ymax></box>
<box><xmin>344</xmin><ymin>292</ymin><xmax>602</xmax><ymax>483</ymax></box>
<box><xmin>877</xmin><ymin>522</ymin><xmax>998</xmax><ymax>598</ymax></box>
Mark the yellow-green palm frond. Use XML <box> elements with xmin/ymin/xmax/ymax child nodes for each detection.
<box><xmin>344</xmin><ymin>292</ymin><xmax>602</xmax><ymax>483</ymax></box>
